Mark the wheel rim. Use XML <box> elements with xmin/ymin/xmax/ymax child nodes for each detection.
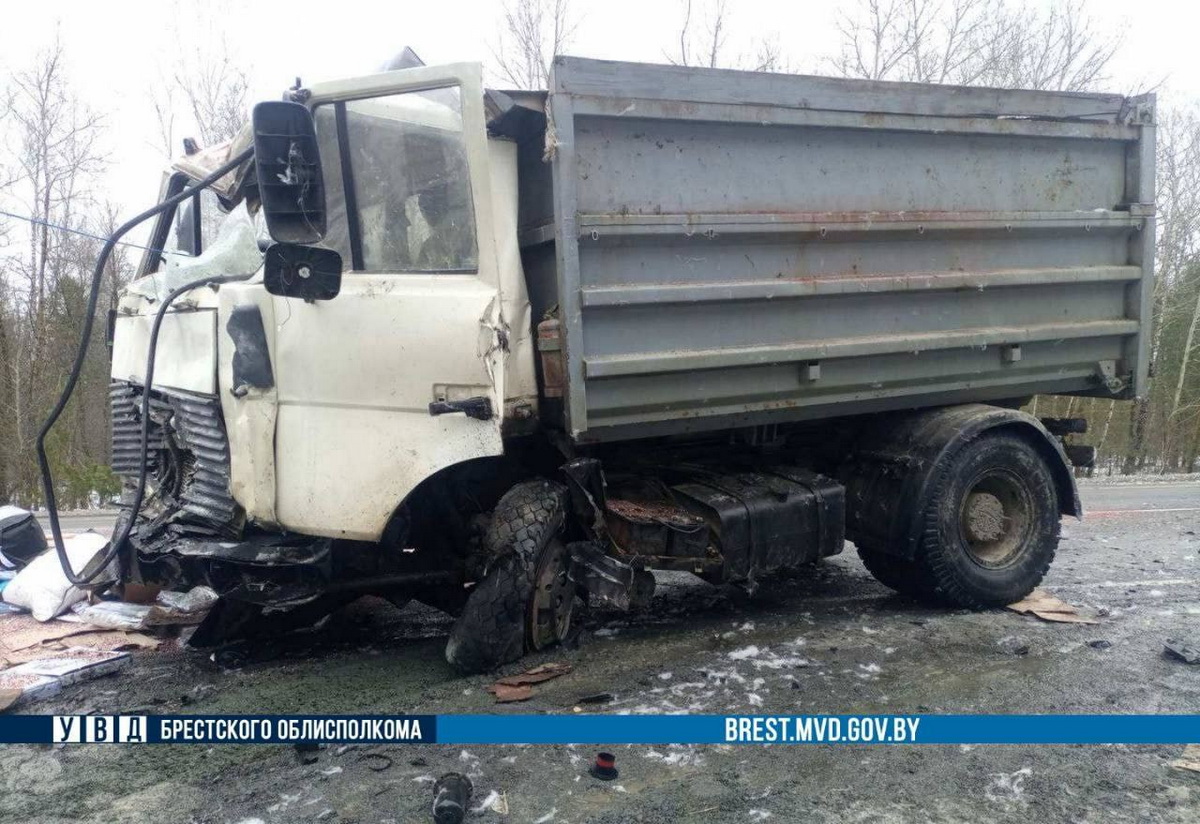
<box><xmin>528</xmin><ymin>538</ymin><xmax>574</xmax><ymax>651</ymax></box>
<box><xmin>957</xmin><ymin>469</ymin><xmax>1034</xmax><ymax>568</ymax></box>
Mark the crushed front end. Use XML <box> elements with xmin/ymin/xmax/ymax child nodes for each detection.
<box><xmin>109</xmin><ymin>380</ymin><xmax>334</xmax><ymax>607</ymax></box>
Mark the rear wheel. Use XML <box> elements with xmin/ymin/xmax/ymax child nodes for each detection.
<box><xmin>919</xmin><ymin>433</ymin><xmax>1059</xmax><ymax>608</ymax></box>
<box><xmin>445</xmin><ymin>480</ymin><xmax>574</xmax><ymax>673</ymax></box>
<box><xmin>857</xmin><ymin>433</ymin><xmax>1059</xmax><ymax>608</ymax></box>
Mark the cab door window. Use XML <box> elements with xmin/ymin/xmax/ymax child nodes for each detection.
<box><xmin>314</xmin><ymin>86</ymin><xmax>478</xmax><ymax>273</ymax></box>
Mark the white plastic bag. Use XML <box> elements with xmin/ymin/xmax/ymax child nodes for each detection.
<box><xmin>1</xmin><ymin>533</ymin><xmax>113</xmax><ymax>621</ymax></box>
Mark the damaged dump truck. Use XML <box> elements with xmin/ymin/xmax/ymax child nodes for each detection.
<box><xmin>75</xmin><ymin>56</ymin><xmax>1153</xmax><ymax>672</ymax></box>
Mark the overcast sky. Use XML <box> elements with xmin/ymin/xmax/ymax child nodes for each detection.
<box><xmin>1</xmin><ymin>0</ymin><xmax>1196</xmax><ymax>227</ymax></box>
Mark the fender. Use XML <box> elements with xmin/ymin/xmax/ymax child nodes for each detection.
<box><xmin>841</xmin><ymin>404</ymin><xmax>1081</xmax><ymax>561</ymax></box>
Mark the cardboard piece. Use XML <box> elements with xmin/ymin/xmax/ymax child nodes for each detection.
<box><xmin>0</xmin><ymin>670</ymin><xmax>63</xmax><ymax>708</ymax></box>
<box><xmin>0</xmin><ymin>613</ymin><xmax>159</xmax><ymax>665</ymax></box>
<box><xmin>487</xmin><ymin>683</ymin><xmax>534</xmax><ymax>703</ymax></box>
<box><xmin>7</xmin><ymin>648</ymin><xmax>130</xmax><ymax>686</ymax></box>
<box><xmin>493</xmin><ymin>662</ymin><xmax>573</xmax><ymax>687</ymax></box>
<box><xmin>1006</xmin><ymin>589</ymin><xmax>1098</xmax><ymax>624</ymax></box>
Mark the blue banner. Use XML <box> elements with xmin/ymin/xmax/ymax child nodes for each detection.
<box><xmin>0</xmin><ymin>714</ymin><xmax>1197</xmax><ymax>745</ymax></box>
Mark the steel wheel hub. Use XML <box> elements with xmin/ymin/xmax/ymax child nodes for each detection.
<box><xmin>528</xmin><ymin>539</ymin><xmax>574</xmax><ymax>650</ymax></box>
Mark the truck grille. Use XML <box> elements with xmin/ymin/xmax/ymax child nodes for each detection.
<box><xmin>109</xmin><ymin>381</ymin><xmax>239</xmax><ymax>535</ymax></box>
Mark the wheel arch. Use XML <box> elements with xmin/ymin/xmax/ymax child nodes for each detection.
<box><xmin>842</xmin><ymin>404</ymin><xmax>1080</xmax><ymax>561</ymax></box>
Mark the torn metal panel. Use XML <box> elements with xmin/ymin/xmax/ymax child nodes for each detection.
<box><xmin>568</xmin><ymin>541</ymin><xmax>654</xmax><ymax>611</ymax></box>
<box><xmin>109</xmin><ymin>381</ymin><xmax>240</xmax><ymax>538</ymax></box>
<box><xmin>136</xmin><ymin>532</ymin><xmax>334</xmax><ymax>607</ymax></box>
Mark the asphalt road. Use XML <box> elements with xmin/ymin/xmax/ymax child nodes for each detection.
<box><xmin>4</xmin><ymin>480</ymin><xmax>1200</xmax><ymax>824</ymax></box>
<box><xmin>34</xmin><ymin>510</ymin><xmax>119</xmax><ymax>535</ymax></box>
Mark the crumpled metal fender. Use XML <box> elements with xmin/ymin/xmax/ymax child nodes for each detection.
<box><xmin>840</xmin><ymin>403</ymin><xmax>1081</xmax><ymax>561</ymax></box>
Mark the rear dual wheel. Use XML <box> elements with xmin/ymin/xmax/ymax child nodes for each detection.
<box><xmin>861</xmin><ymin>433</ymin><xmax>1059</xmax><ymax>608</ymax></box>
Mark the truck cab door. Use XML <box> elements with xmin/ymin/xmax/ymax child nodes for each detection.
<box><xmin>269</xmin><ymin>63</ymin><xmax>507</xmax><ymax>541</ymax></box>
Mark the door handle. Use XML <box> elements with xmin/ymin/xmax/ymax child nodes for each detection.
<box><xmin>428</xmin><ymin>396</ymin><xmax>493</xmax><ymax>420</ymax></box>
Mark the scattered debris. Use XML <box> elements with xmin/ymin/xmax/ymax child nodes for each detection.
<box><xmin>1164</xmin><ymin>640</ymin><xmax>1200</xmax><ymax>665</ymax></box>
<box><xmin>295</xmin><ymin>742</ymin><xmax>320</xmax><ymax>764</ymax></box>
<box><xmin>589</xmin><ymin>751</ymin><xmax>619</xmax><ymax>781</ymax></box>
<box><xmin>72</xmin><ymin>586</ymin><xmax>218</xmax><ymax>630</ymax></box>
<box><xmin>0</xmin><ymin>670</ymin><xmax>61</xmax><ymax>708</ymax></box>
<box><xmin>488</xmin><ymin>683</ymin><xmax>533</xmax><ymax>703</ymax></box>
<box><xmin>471</xmin><ymin>789</ymin><xmax>508</xmax><ymax>814</ymax></box>
<box><xmin>577</xmin><ymin>692</ymin><xmax>614</xmax><ymax>705</ymax></box>
<box><xmin>494</xmin><ymin>662</ymin><xmax>572</xmax><ymax>687</ymax></box>
<box><xmin>487</xmin><ymin>661</ymin><xmax>572</xmax><ymax>703</ymax></box>
<box><xmin>0</xmin><ymin>648</ymin><xmax>129</xmax><ymax>710</ymax></box>
<box><xmin>2</xmin><ymin>532</ymin><xmax>113</xmax><ymax>620</ymax></box>
<box><xmin>0</xmin><ymin>612</ymin><xmax>159</xmax><ymax>665</ymax></box>
<box><xmin>997</xmin><ymin>636</ymin><xmax>1031</xmax><ymax>656</ymax></box>
<box><xmin>0</xmin><ymin>506</ymin><xmax>47</xmax><ymax>570</ymax></box>
<box><xmin>1087</xmin><ymin>639</ymin><xmax>1112</xmax><ymax>650</ymax></box>
<box><xmin>358</xmin><ymin>753</ymin><xmax>393</xmax><ymax>772</ymax></box>
<box><xmin>1171</xmin><ymin>744</ymin><xmax>1200</xmax><ymax>774</ymax></box>
<box><xmin>432</xmin><ymin>772</ymin><xmax>473</xmax><ymax>824</ymax></box>
<box><xmin>1006</xmin><ymin>589</ymin><xmax>1098</xmax><ymax>624</ymax></box>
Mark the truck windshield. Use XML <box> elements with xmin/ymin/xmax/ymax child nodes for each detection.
<box><xmin>314</xmin><ymin>86</ymin><xmax>478</xmax><ymax>274</ymax></box>
<box><xmin>139</xmin><ymin>175</ymin><xmax>224</xmax><ymax>275</ymax></box>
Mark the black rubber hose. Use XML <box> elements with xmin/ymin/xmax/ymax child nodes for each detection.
<box><xmin>36</xmin><ymin>147</ymin><xmax>254</xmax><ymax>586</ymax></box>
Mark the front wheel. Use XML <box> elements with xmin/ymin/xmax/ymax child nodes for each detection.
<box><xmin>444</xmin><ymin>480</ymin><xmax>575</xmax><ymax>673</ymax></box>
<box><xmin>918</xmin><ymin>432</ymin><xmax>1060</xmax><ymax>608</ymax></box>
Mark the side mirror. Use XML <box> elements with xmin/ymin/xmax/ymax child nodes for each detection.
<box><xmin>263</xmin><ymin>244</ymin><xmax>342</xmax><ymax>301</ymax></box>
<box><xmin>251</xmin><ymin>101</ymin><xmax>326</xmax><ymax>244</ymax></box>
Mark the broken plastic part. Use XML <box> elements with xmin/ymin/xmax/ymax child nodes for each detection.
<box><xmin>432</xmin><ymin>773</ymin><xmax>473</xmax><ymax>824</ymax></box>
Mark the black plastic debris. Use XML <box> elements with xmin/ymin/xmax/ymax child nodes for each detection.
<box><xmin>0</xmin><ymin>506</ymin><xmax>47</xmax><ymax>571</ymax></box>
<box><xmin>295</xmin><ymin>742</ymin><xmax>320</xmax><ymax>764</ymax></box>
<box><xmin>432</xmin><ymin>772</ymin><xmax>473</xmax><ymax>824</ymax></box>
<box><xmin>1164</xmin><ymin>640</ymin><xmax>1200</xmax><ymax>665</ymax></box>
<box><xmin>358</xmin><ymin>752</ymin><xmax>393</xmax><ymax>772</ymax></box>
<box><xmin>589</xmin><ymin>752</ymin><xmax>619</xmax><ymax>781</ymax></box>
<box><xmin>1088</xmin><ymin>640</ymin><xmax>1112</xmax><ymax>650</ymax></box>
<box><xmin>577</xmin><ymin>692</ymin><xmax>614</xmax><ymax>705</ymax></box>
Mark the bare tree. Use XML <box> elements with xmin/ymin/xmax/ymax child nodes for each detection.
<box><xmin>668</xmin><ymin>0</ymin><xmax>730</xmax><ymax>68</ymax></box>
<box><xmin>831</xmin><ymin>0</ymin><xmax>1121</xmax><ymax>91</ymax></box>
<box><xmin>1</xmin><ymin>37</ymin><xmax>109</xmax><ymax>503</ymax></box>
<box><xmin>667</xmin><ymin>0</ymin><xmax>789</xmax><ymax>73</ymax></box>
<box><xmin>492</xmin><ymin>0</ymin><xmax>577</xmax><ymax>90</ymax></box>
<box><xmin>149</xmin><ymin>34</ymin><xmax>251</xmax><ymax>158</ymax></box>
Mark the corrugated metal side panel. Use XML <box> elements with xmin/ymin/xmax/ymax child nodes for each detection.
<box><xmin>547</xmin><ymin>57</ymin><xmax>1155</xmax><ymax>442</ymax></box>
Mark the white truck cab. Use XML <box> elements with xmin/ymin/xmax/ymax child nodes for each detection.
<box><xmin>113</xmin><ymin>63</ymin><xmax>538</xmax><ymax>544</ymax></box>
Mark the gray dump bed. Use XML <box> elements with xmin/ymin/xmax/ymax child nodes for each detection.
<box><xmin>513</xmin><ymin>57</ymin><xmax>1155</xmax><ymax>444</ymax></box>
